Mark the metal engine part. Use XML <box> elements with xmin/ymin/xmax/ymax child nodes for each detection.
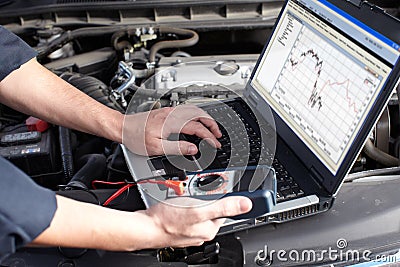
<box><xmin>152</xmin><ymin>54</ymin><xmax>258</xmax><ymax>93</ymax></box>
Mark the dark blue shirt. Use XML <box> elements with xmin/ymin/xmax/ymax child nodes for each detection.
<box><xmin>0</xmin><ymin>26</ymin><xmax>57</xmax><ymax>261</ymax></box>
<box><xmin>0</xmin><ymin>26</ymin><xmax>38</xmax><ymax>80</ymax></box>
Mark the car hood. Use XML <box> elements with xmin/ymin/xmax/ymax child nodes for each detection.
<box><xmin>0</xmin><ymin>0</ymin><xmax>288</xmax><ymax>32</ymax></box>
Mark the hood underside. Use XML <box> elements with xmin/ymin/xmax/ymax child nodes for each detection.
<box><xmin>0</xmin><ymin>0</ymin><xmax>398</xmax><ymax>32</ymax></box>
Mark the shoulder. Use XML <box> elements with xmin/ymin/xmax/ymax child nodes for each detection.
<box><xmin>0</xmin><ymin>25</ymin><xmax>38</xmax><ymax>81</ymax></box>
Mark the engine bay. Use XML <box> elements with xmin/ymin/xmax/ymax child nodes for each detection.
<box><xmin>0</xmin><ymin>24</ymin><xmax>277</xmax><ymax>190</ymax></box>
<box><xmin>2</xmin><ymin>15</ymin><xmax>399</xmax><ymax>190</ymax></box>
<box><xmin>0</xmin><ymin>0</ymin><xmax>400</xmax><ymax>265</ymax></box>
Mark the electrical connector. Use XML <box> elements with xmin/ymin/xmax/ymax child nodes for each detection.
<box><xmin>26</xmin><ymin>116</ymin><xmax>49</xmax><ymax>132</ymax></box>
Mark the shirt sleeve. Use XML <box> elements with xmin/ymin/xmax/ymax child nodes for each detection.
<box><xmin>0</xmin><ymin>156</ymin><xmax>57</xmax><ymax>262</ymax></box>
<box><xmin>0</xmin><ymin>27</ymin><xmax>56</xmax><ymax>261</ymax></box>
<box><xmin>0</xmin><ymin>25</ymin><xmax>37</xmax><ymax>81</ymax></box>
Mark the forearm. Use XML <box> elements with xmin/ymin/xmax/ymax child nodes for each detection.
<box><xmin>32</xmin><ymin>195</ymin><xmax>156</xmax><ymax>251</ymax></box>
<box><xmin>0</xmin><ymin>58</ymin><xmax>123</xmax><ymax>143</ymax></box>
<box><xmin>32</xmin><ymin>195</ymin><xmax>251</xmax><ymax>251</ymax></box>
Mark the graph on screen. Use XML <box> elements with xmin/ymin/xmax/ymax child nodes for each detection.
<box><xmin>271</xmin><ymin>23</ymin><xmax>381</xmax><ymax>164</ymax></box>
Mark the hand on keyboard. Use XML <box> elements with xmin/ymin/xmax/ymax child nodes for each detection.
<box><xmin>166</xmin><ymin>101</ymin><xmax>265</xmax><ymax>170</ymax></box>
<box><xmin>123</xmin><ymin>105</ymin><xmax>222</xmax><ymax>156</ymax></box>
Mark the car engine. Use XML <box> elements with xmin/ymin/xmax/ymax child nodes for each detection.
<box><xmin>0</xmin><ymin>0</ymin><xmax>399</xmax><ymax>266</ymax></box>
<box><xmin>0</xmin><ymin>20</ymin><xmax>279</xmax><ymax>191</ymax></box>
<box><xmin>1</xmin><ymin>8</ymin><xmax>399</xmax><ymax>189</ymax></box>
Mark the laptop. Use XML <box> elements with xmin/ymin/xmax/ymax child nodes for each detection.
<box><xmin>122</xmin><ymin>0</ymin><xmax>400</xmax><ymax>234</ymax></box>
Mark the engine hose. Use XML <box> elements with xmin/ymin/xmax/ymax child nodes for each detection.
<box><xmin>111</xmin><ymin>29</ymin><xmax>134</xmax><ymax>51</ymax></box>
<box><xmin>149</xmin><ymin>27</ymin><xmax>199</xmax><ymax>63</ymax></box>
<box><xmin>37</xmin><ymin>25</ymin><xmax>138</xmax><ymax>60</ymax></box>
<box><xmin>363</xmin><ymin>138</ymin><xmax>398</xmax><ymax>167</ymax></box>
<box><xmin>59</xmin><ymin>126</ymin><xmax>74</xmax><ymax>184</ymax></box>
<box><xmin>345</xmin><ymin>166</ymin><xmax>400</xmax><ymax>182</ymax></box>
<box><xmin>67</xmin><ymin>154</ymin><xmax>107</xmax><ymax>190</ymax></box>
<box><xmin>61</xmin><ymin>72</ymin><xmax>125</xmax><ymax>113</ymax></box>
<box><xmin>136</xmin><ymin>100</ymin><xmax>161</xmax><ymax>113</ymax></box>
<box><xmin>37</xmin><ymin>25</ymin><xmax>198</xmax><ymax>62</ymax></box>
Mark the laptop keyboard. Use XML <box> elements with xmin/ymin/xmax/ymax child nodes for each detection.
<box><xmin>162</xmin><ymin>100</ymin><xmax>304</xmax><ymax>203</ymax></box>
<box><xmin>273</xmin><ymin>159</ymin><xmax>305</xmax><ymax>202</ymax></box>
<box><xmin>182</xmin><ymin>102</ymin><xmax>263</xmax><ymax>168</ymax></box>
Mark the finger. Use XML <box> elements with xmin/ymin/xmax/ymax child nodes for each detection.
<box><xmin>215</xmin><ymin>196</ymin><xmax>252</xmax><ymax>218</ymax></box>
<box><xmin>198</xmin><ymin>116</ymin><xmax>222</xmax><ymax>138</ymax></box>
<box><xmin>184</xmin><ymin>107</ymin><xmax>222</xmax><ymax>138</ymax></box>
<box><xmin>161</xmin><ymin>140</ymin><xmax>198</xmax><ymax>155</ymax></box>
<box><xmin>181</xmin><ymin>121</ymin><xmax>221</xmax><ymax>148</ymax></box>
<box><xmin>197</xmin><ymin>196</ymin><xmax>252</xmax><ymax>221</ymax></box>
<box><xmin>174</xmin><ymin>105</ymin><xmax>222</xmax><ymax>138</ymax></box>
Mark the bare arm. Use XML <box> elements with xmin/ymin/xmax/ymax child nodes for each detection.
<box><xmin>33</xmin><ymin>195</ymin><xmax>252</xmax><ymax>250</ymax></box>
<box><xmin>0</xmin><ymin>58</ymin><xmax>251</xmax><ymax>250</ymax></box>
<box><xmin>0</xmin><ymin>58</ymin><xmax>123</xmax><ymax>143</ymax></box>
<box><xmin>0</xmin><ymin>55</ymin><xmax>251</xmax><ymax>251</ymax></box>
<box><xmin>0</xmin><ymin>58</ymin><xmax>221</xmax><ymax>155</ymax></box>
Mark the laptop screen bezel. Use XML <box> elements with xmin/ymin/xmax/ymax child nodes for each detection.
<box><xmin>245</xmin><ymin>0</ymin><xmax>400</xmax><ymax>196</ymax></box>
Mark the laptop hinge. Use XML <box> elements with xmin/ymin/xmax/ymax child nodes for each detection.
<box><xmin>348</xmin><ymin>0</ymin><xmax>361</xmax><ymax>7</ymax></box>
<box><xmin>244</xmin><ymin>89</ymin><xmax>259</xmax><ymax>109</ymax></box>
<box><xmin>310</xmin><ymin>166</ymin><xmax>324</xmax><ymax>188</ymax></box>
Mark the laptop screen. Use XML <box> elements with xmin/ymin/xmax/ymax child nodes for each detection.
<box><xmin>251</xmin><ymin>0</ymin><xmax>400</xmax><ymax>175</ymax></box>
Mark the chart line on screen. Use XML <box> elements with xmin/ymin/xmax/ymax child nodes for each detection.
<box><xmin>271</xmin><ymin>23</ymin><xmax>382</xmax><ymax>164</ymax></box>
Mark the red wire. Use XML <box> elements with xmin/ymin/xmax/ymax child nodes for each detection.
<box><xmin>103</xmin><ymin>184</ymin><xmax>134</xmax><ymax>206</ymax></box>
<box><xmin>101</xmin><ymin>179</ymin><xmax>186</xmax><ymax>206</ymax></box>
<box><xmin>138</xmin><ymin>180</ymin><xmax>185</xmax><ymax>195</ymax></box>
<box><xmin>91</xmin><ymin>180</ymin><xmax>127</xmax><ymax>190</ymax></box>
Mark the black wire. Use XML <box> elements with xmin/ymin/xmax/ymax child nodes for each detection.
<box><xmin>128</xmin><ymin>176</ymin><xmax>161</xmax><ymax>183</ymax></box>
<box><xmin>107</xmin><ymin>165</ymin><xmax>130</xmax><ymax>175</ymax></box>
<box><xmin>0</xmin><ymin>124</ymin><xmax>27</xmax><ymax>133</ymax></box>
<box><xmin>30</xmin><ymin>170</ymin><xmax>63</xmax><ymax>178</ymax></box>
<box><xmin>58</xmin><ymin>184</ymin><xmax>101</xmax><ymax>206</ymax></box>
<box><xmin>0</xmin><ymin>117</ymin><xmax>19</xmax><ymax>124</ymax></box>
